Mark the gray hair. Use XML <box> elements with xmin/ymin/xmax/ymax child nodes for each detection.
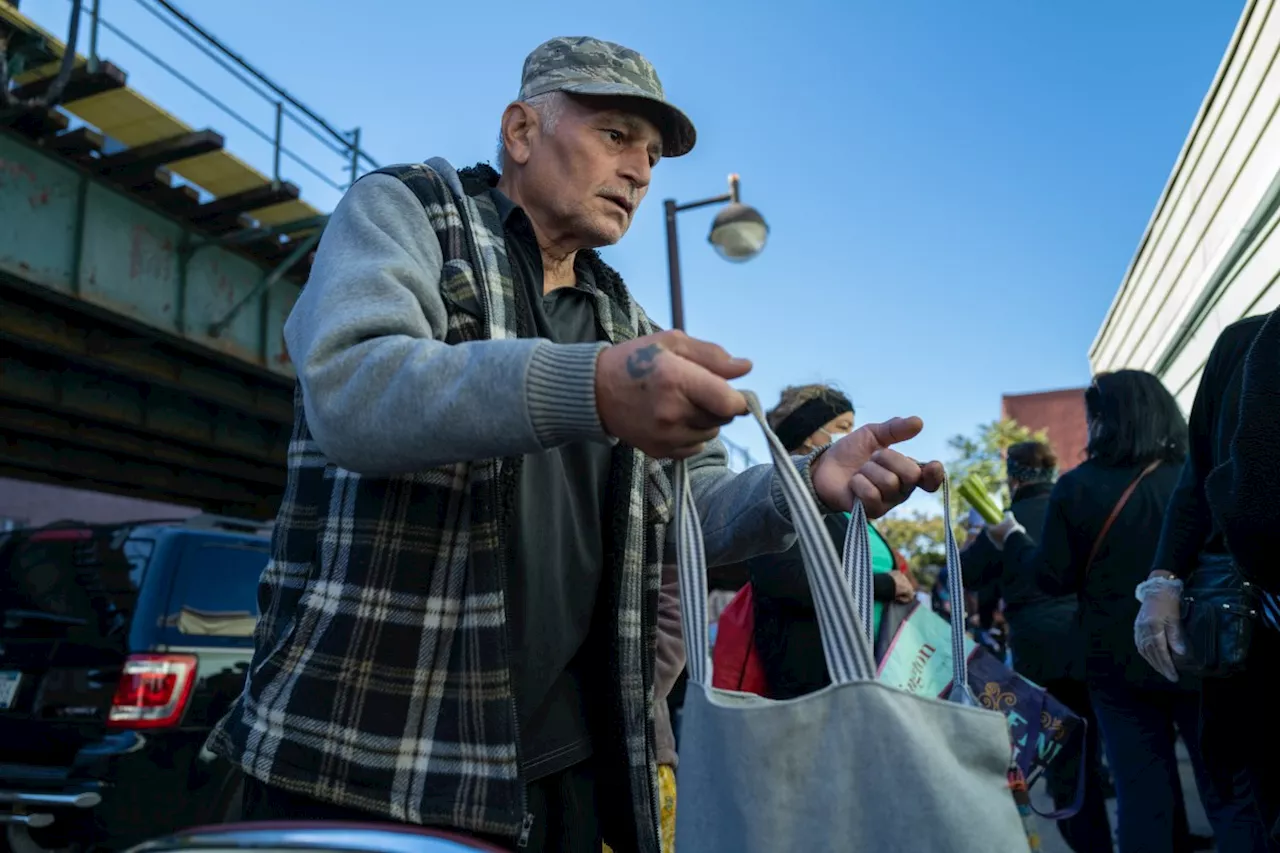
<box><xmin>495</xmin><ymin>91</ymin><xmax>567</xmax><ymax>172</ymax></box>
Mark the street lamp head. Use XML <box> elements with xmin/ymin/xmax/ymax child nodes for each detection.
<box><xmin>708</xmin><ymin>202</ymin><xmax>769</xmax><ymax>262</ymax></box>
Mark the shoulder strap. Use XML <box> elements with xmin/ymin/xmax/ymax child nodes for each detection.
<box><xmin>1084</xmin><ymin>460</ymin><xmax>1162</xmax><ymax>572</ymax></box>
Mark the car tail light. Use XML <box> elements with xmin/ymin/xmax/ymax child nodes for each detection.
<box><xmin>107</xmin><ymin>654</ymin><xmax>198</xmax><ymax>729</ymax></box>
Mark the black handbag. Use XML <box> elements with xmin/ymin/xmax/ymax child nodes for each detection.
<box><xmin>1177</xmin><ymin>552</ymin><xmax>1260</xmax><ymax>678</ymax></box>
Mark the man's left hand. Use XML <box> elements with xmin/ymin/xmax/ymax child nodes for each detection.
<box><xmin>810</xmin><ymin>417</ymin><xmax>945</xmax><ymax>518</ymax></box>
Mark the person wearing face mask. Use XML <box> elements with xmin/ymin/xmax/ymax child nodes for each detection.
<box><xmin>988</xmin><ymin>372</ymin><xmax>1217</xmax><ymax>853</ymax></box>
<box><xmin>962</xmin><ymin>443</ymin><xmax>1080</xmax><ymax>685</ymax></box>
<box><xmin>743</xmin><ymin>385</ymin><xmax>917</xmax><ymax>699</ymax></box>
<box><xmin>963</xmin><ymin>441</ymin><xmax>1112</xmax><ymax>853</ymax></box>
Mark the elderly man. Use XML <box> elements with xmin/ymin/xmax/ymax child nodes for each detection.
<box><xmin>208</xmin><ymin>36</ymin><xmax>942</xmax><ymax>853</ymax></box>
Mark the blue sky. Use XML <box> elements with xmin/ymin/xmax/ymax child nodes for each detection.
<box><xmin>23</xmin><ymin>0</ymin><xmax>1242</xmax><ymax>513</ymax></box>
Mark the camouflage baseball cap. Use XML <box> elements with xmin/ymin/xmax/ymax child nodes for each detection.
<box><xmin>518</xmin><ymin>36</ymin><xmax>696</xmax><ymax>158</ymax></box>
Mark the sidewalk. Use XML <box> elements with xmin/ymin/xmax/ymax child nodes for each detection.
<box><xmin>1035</xmin><ymin>742</ymin><xmax>1213</xmax><ymax>852</ymax></box>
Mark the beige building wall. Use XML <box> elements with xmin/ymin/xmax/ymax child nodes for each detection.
<box><xmin>1091</xmin><ymin>0</ymin><xmax>1280</xmax><ymax>410</ymax></box>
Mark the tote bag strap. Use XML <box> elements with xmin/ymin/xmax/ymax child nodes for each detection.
<box><xmin>845</xmin><ymin>511</ymin><xmax>875</xmax><ymax>639</ymax></box>
<box><xmin>676</xmin><ymin>391</ymin><xmax>878</xmax><ymax>688</ymax></box>
<box><xmin>843</xmin><ymin>464</ymin><xmax>976</xmax><ymax>704</ymax></box>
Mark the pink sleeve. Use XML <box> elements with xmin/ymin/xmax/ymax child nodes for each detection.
<box><xmin>655</xmin><ymin>562</ymin><xmax>686</xmax><ymax>701</ymax></box>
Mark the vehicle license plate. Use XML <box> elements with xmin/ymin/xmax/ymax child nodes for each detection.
<box><xmin>0</xmin><ymin>671</ymin><xmax>21</xmax><ymax>710</ymax></box>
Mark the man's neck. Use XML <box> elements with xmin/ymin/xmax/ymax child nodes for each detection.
<box><xmin>496</xmin><ymin>172</ymin><xmax>578</xmax><ymax>293</ymax></box>
<box><xmin>541</xmin><ymin>250</ymin><xmax>577</xmax><ymax>292</ymax></box>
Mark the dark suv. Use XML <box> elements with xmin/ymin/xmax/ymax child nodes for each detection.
<box><xmin>0</xmin><ymin>515</ymin><xmax>271</xmax><ymax>852</ymax></box>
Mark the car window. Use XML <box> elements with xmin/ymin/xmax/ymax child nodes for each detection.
<box><xmin>119</xmin><ymin>534</ymin><xmax>156</xmax><ymax>590</ymax></box>
<box><xmin>167</xmin><ymin>540</ymin><xmax>268</xmax><ymax>638</ymax></box>
<box><xmin>1</xmin><ymin>526</ymin><xmax>141</xmax><ymax>641</ymax></box>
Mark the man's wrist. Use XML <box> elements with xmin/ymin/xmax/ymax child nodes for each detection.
<box><xmin>1148</xmin><ymin>569</ymin><xmax>1177</xmax><ymax>581</ymax></box>
<box><xmin>528</xmin><ymin>341</ymin><xmax>614</xmax><ymax>447</ymax></box>
<box><xmin>804</xmin><ymin>443</ymin><xmax>839</xmax><ymax>513</ymax></box>
<box><xmin>770</xmin><ymin>444</ymin><xmax>836</xmax><ymax>520</ymax></box>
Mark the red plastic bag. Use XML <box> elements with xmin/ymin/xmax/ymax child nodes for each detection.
<box><xmin>711</xmin><ymin>584</ymin><xmax>770</xmax><ymax>695</ymax></box>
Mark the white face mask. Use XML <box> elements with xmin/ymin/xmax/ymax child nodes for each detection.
<box><xmin>815</xmin><ymin>427</ymin><xmax>850</xmax><ymax>450</ymax></box>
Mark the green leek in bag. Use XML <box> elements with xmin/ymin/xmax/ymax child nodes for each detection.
<box><xmin>958</xmin><ymin>474</ymin><xmax>1003</xmax><ymax>525</ymax></box>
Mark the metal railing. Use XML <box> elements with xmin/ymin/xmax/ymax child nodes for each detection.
<box><xmin>51</xmin><ymin>0</ymin><xmax>379</xmax><ymax>199</ymax></box>
<box><xmin>13</xmin><ymin>0</ymin><xmax>764</xmax><ymax>475</ymax></box>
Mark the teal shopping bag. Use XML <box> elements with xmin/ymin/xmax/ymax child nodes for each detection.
<box><xmin>876</xmin><ymin>600</ymin><xmax>977</xmax><ymax>695</ymax></box>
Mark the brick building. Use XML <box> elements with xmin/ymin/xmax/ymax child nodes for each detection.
<box><xmin>1001</xmin><ymin>388</ymin><xmax>1089</xmax><ymax>473</ymax></box>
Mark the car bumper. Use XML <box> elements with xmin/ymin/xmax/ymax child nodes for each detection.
<box><xmin>1</xmin><ymin>729</ymin><xmax>235</xmax><ymax>851</ymax></box>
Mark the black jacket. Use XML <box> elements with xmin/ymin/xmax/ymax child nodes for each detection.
<box><xmin>963</xmin><ymin>482</ymin><xmax>1082</xmax><ymax>683</ymax></box>
<box><xmin>962</xmin><ymin>482</ymin><xmax>1056</xmax><ymax>608</ymax></box>
<box><xmin>748</xmin><ymin>514</ymin><xmax>898</xmax><ymax>700</ymax></box>
<box><xmin>1003</xmin><ymin>459</ymin><xmax>1187</xmax><ymax>687</ymax></box>
<box><xmin>1151</xmin><ymin>315</ymin><xmax>1266</xmax><ymax>585</ymax></box>
<box><xmin>1204</xmin><ymin>310</ymin><xmax>1278</xmax><ymax>584</ymax></box>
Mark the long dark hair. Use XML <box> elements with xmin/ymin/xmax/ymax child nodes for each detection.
<box><xmin>1085</xmin><ymin>370</ymin><xmax>1188</xmax><ymax>467</ymax></box>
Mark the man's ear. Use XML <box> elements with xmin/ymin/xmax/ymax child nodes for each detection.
<box><xmin>500</xmin><ymin>102</ymin><xmax>537</xmax><ymax>167</ymax></box>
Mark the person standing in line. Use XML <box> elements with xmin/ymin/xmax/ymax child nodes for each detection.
<box><xmin>965</xmin><ymin>440</ymin><xmax>1110</xmax><ymax>853</ymax></box>
<box><xmin>989</xmin><ymin>371</ymin><xmax>1216</xmax><ymax>853</ymax></box>
<box><xmin>1136</xmin><ymin>314</ymin><xmax>1277</xmax><ymax>851</ymax></box>
<box><xmin>1203</xmin><ymin>308</ymin><xmax>1280</xmax><ymax>579</ymax></box>
<box><xmin>743</xmin><ymin>385</ymin><xmax>917</xmax><ymax>700</ymax></box>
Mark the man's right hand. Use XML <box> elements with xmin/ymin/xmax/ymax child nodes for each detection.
<box><xmin>595</xmin><ymin>330</ymin><xmax>752</xmax><ymax>459</ymax></box>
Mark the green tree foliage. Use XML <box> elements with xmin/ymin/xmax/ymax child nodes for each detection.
<box><xmin>875</xmin><ymin>512</ymin><xmax>951</xmax><ymax>584</ymax></box>
<box><xmin>877</xmin><ymin>418</ymin><xmax>1047</xmax><ymax>581</ymax></box>
<box><xmin>946</xmin><ymin>418</ymin><xmax>1048</xmax><ymax>519</ymax></box>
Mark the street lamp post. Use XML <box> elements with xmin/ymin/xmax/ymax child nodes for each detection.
<box><xmin>663</xmin><ymin>173</ymin><xmax>770</xmax><ymax>331</ymax></box>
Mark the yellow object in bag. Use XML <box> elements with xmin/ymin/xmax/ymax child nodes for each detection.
<box><xmin>658</xmin><ymin>763</ymin><xmax>676</xmax><ymax>852</ymax></box>
<box><xmin>603</xmin><ymin>764</ymin><xmax>676</xmax><ymax>853</ymax></box>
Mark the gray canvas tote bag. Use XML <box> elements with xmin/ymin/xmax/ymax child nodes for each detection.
<box><xmin>673</xmin><ymin>393</ymin><xmax>1031</xmax><ymax>853</ymax></box>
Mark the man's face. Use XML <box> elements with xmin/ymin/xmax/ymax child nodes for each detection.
<box><xmin>523</xmin><ymin>95</ymin><xmax>664</xmax><ymax>248</ymax></box>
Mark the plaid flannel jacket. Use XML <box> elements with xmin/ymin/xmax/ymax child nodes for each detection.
<box><xmin>208</xmin><ymin>159</ymin><xmax>670</xmax><ymax>851</ymax></box>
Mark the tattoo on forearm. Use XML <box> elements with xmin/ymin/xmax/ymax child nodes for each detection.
<box><xmin>626</xmin><ymin>344</ymin><xmax>661</xmax><ymax>379</ymax></box>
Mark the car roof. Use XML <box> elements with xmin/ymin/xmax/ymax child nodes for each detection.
<box><xmin>3</xmin><ymin>514</ymin><xmax>271</xmax><ymax>546</ymax></box>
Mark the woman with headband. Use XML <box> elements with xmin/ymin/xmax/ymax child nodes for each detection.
<box><xmin>745</xmin><ymin>384</ymin><xmax>916</xmax><ymax>700</ymax></box>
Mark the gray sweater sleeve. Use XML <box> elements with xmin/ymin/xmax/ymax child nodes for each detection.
<box><xmin>284</xmin><ymin>174</ymin><xmax>610</xmax><ymax>475</ymax></box>
<box><xmin>683</xmin><ymin>439</ymin><xmax>809</xmax><ymax>567</ymax></box>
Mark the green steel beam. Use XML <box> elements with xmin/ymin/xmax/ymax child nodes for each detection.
<box><xmin>0</xmin><ymin>107</ymin><xmax>312</xmax><ymax>510</ymax></box>
<box><xmin>208</xmin><ymin>227</ymin><xmax>321</xmax><ymax>337</ymax></box>
<box><xmin>0</xmin><ymin>428</ymin><xmax>277</xmax><ymax>518</ymax></box>
<box><xmin>0</xmin><ymin>286</ymin><xmax>293</xmax><ymax>425</ymax></box>
<box><xmin>0</xmin><ymin>402</ymin><xmax>284</xmax><ymax>492</ymax></box>
<box><xmin>0</xmin><ymin>131</ymin><xmax>303</xmax><ymax>378</ymax></box>
<box><xmin>0</xmin><ymin>349</ymin><xmax>287</xmax><ymax>472</ymax></box>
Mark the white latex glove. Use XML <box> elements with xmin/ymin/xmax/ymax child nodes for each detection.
<box><xmin>1133</xmin><ymin>576</ymin><xmax>1186</xmax><ymax>682</ymax></box>
<box><xmin>985</xmin><ymin>512</ymin><xmax>1025</xmax><ymax>550</ymax></box>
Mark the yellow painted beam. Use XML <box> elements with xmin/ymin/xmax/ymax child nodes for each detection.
<box><xmin>252</xmin><ymin>199</ymin><xmax>322</xmax><ymax>227</ymax></box>
<box><xmin>1</xmin><ymin>0</ymin><xmax>327</xmax><ymax>223</ymax></box>
<box><xmin>0</xmin><ymin>2</ymin><xmax>69</xmax><ymax>57</ymax></box>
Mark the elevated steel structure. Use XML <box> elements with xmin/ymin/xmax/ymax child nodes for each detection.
<box><xmin>0</xmin><ymin>0</ymin><xmax>757</xmax><ymax>516</ymax></box>
<box><xmin>0</xmin><ymin>0</ymin><xmax>381</xmax><ymax>515</ymax></box>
